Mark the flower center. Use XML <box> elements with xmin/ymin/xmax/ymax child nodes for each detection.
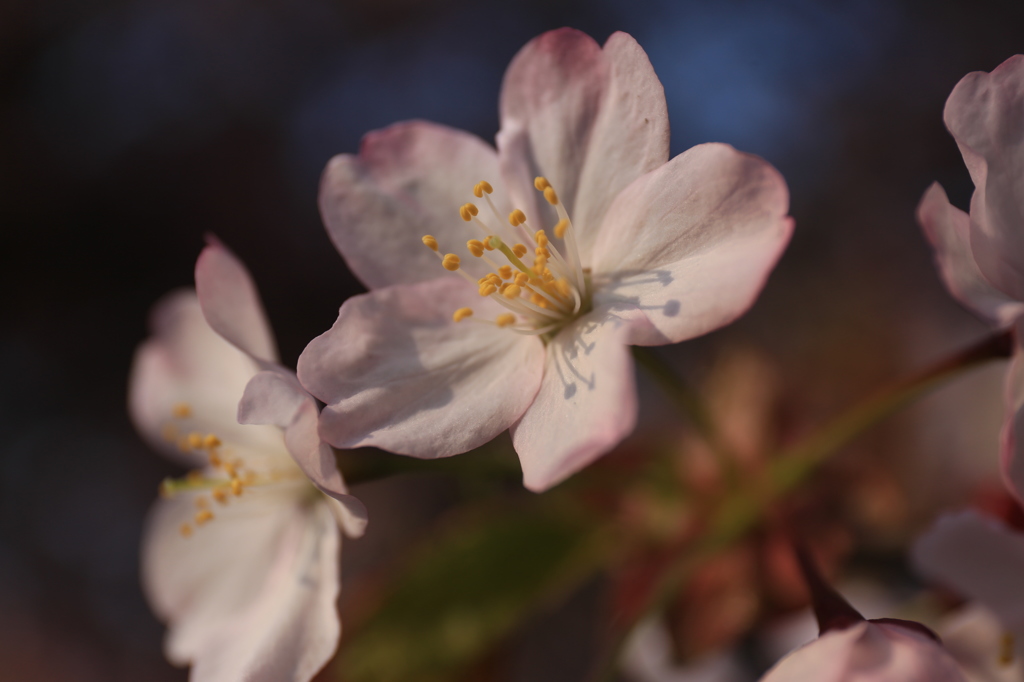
<box><xmin>422</xmin><ymin>176</ymin><xmax>590</xmax><ymax>339</ymax></box>
<box><xmin>158</xmin><ymin>401</ymin><xmax>304</xmax><ymax>537</ymax></box>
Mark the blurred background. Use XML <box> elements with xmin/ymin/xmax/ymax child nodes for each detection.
<box><xmin>3</xmin><ymin>0</ymin><xmax>1024</xmax><ymax>679</ymax></box>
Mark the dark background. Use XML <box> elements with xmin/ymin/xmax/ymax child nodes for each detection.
<box><xmin>2</xmin><ymin>0</ymin><xmax>1023</xmax><ymax>679</ymax></box>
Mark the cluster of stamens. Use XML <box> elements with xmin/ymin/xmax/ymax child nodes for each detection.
<box><xmin>422</xmin><ymin>176</ymin><xmax>588</xmax><ymax>337</ymax></box>
<box><xmin>159</xmin><ymin>402</ymin><xmax>260</xmax><ymax>537</ymax></box>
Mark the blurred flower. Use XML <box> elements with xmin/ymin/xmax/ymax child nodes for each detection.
<box><xmin>914</xmin><ymin>510</ymin><xmax>1024</xmax><ymax>681</ymax></box>
<box><xmin>299</xmin><ymin>27</ymin><xmax>793</xmax><ymax>492</ymax></box>
<box><xmin>916</xmin><ymin>54</ymin><xmax>1024</xmax><ymax>500</ymax></box>
<box><xmin>129</xmin><ymin>242</ymin><xmax>366</xmax><ymax>681</ymax></box>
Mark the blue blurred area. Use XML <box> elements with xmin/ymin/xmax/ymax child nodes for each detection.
<box><xmin>3</xmin><ymin>0</ymin><xmax>1024</xmax><ymax>679</ymax></box>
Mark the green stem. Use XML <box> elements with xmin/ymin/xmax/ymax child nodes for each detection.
<box><xmin>593</xmin><ymin>329</ymin><xmax>1013</xmax><ymax>682</ymax></box>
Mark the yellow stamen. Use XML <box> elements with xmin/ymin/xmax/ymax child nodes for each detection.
<box><xmin>195</xmin><ymin>509</ymin><xmax>213</xmax><ymax>525</ymax></box>
<box><xmin>473</xmin><ymin>181</ymin><xmax>493</xmax><ymax>197</ymax></box>
<box><xmin>161</xmin><ymin>423</ymin><xmax>178</xmax><ymax>443</ymax></box>
<box><xmin>496</xmin><ymin>313</ymin><xmax>516</xmax><ymax>327</ymax></box>
<box><xmin>212</xmin><ymin>488</ymin><xmax>229</xmax><ymax>504</ymax></box>
<box><xmin>459</xmin><ymin>203</ymin><xmax>479</xmax><ymax>221</ymax></box>
<box><xmin>543</xmin><ymin>186</ymin><xmax>558</xmax><ymax>205</ymax></box>
<box><xmin>479</xmin><ymin>283</ymin><xmax>497</xmax><ymax>296</ymax></box>
<box><xmin>535</xmin><ymin>230</ymin><xmax>549</xmax><ymax>247</ymax></box>
<box><xmin>186</xmin><ymin>432</ymin><xmax>203</xmax><ymax>449</ymax></box>
<box><xmin>486</xmin><ymin>273</ymin><xmax>502</xmax><ymax>285</ymax></box>
<box><xmin>498</xmin><ymin>265</ymin><xmax>513</xmax><ymax>280</ymax></box>
<box><xmin>179</xmin><ymin>523</ymin><xmax>193</xmax><ymax>537</ymax></box>
<box><xmin>508</xmin><ymin>209</ymin><xmax>527</xmax><ymax>226</ymax></box>
<box><xmin>453</xmin><ymin>307</ymin><xmax>473</xmax><ymax>322</ymax></box>
<box><xmin>554</xmin><ymin>219</ymin><xmax>569</xmax><ymax>239</ymax></box>
<box><xmin>421</xmin><ymin>235</ymin><xmax>439</xmax><ymax>251</ymax></box>
<box><xmin>442</xmin><ymin>254</ymin><xmax>461</xmax><ymax>271</ymax></box>
<box><xmin>208</xmin><ymin>450</ymin><xmax>221</xmax><ymax>467</ymax></box>
<box><xmin>186</xmin><ymin>470</ymin><xmax>203</xmax><ymax>484</ymax></box>
<box><xmin>172</xmin><ymin>402</ymin><xmax>192</xmax><ymax>418</ymax></box>
<box><xmin>202</xmin><ymin>434</ymin><xmax>221</xmax><ymax>449</ymax></box>
<box><xmin>503</xmin><ymin>284</ymin><xmax>522</xmax><ymax>299</ymax></box>
<box><xmin>467</xmin><ymin>239</ymin><xmax>485</xmax><ymax>257</ymax></box>
<box><xmin>483</xmin><ymin>236</ymin><xmax>495</xmax><ymax>250</ymax></box>
<box><xmin>231</xmin><ymin>478</ymin><xmax>243</xmax><ymax>496</ymax></box>
<box><xmin>512</xmin><ymin>243</ymin><xmax>528</xmax><ymax>258</ymax></box>
<box><xmin>534</xmin><ymin>176</ymin><xmax>550</xmax><ymax>191</ymax></box>
<box><xmin>514</xmin><ymin>272</ymin><xmax>529</xmax><ymax>286</ymax></box>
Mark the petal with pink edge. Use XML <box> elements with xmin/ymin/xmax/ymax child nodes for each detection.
<box><xmin>761</xmin><ymin>621</ymin><xmax>966</xmax><ymax>682</ymax></box>
<box><xmin>944</xmin><ymin>55</ymin><xmax>1024</xmax><ymax>301</ymax></box>
<box><xmin>918</xmin><ymin>182</ymin><xmax>1024</xmax><ymax>327</ymax></box>
<box><xmin>497</xmin><ymin>29</ymin><xmax>669</xmax><ymax>260</ymax></box>
<box><xmin>129</xmin><ymin>291</ymin><xmax>283</xmax><ymax>465</ymax></box>
<box><xmin>298</xmin><ymin>277</ymin><xmax>545</xmax><ymax>458</ymax></box>
<box><xmin>319</xmin><ymin>120</ymin><xmax>509</xmax><ymax>290</ymax></box>
<box><xmin>913</xmin><ymin>510</ymin><xmax>1024</xmax><ymax>632</ymax></box>
<box><xmin>590</xmin><ymin>143</ymin><xmax>793</xmax><ymax>346</ymax></box>
<box><xmin>142</xmin><ymin>485</ymin><xmax>340</xmax><ymax>682</ymax></box>
<box><xmin>195</xmin><ymin>240</ymin><xmax>279</xmax><ymax>364</ymax></box>
<box><xmin>511</xmin><ymin>311</ymin><xmax>636</xmax><ymax>492</ymax></box>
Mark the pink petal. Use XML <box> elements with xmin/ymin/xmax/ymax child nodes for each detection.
<box><xmin>1001</xmin><ymin>338</ymin><xmax>1024</xmax><ymax>502</ymax></box>
<box><xmin>913</xmin><ymin>510</ymin><xmax>1024</xmax><ymax>631</ymax></box>
<box><xmin>511</xmin><ymin>312</ymin><xmax>636</xmax><ymax>492</ymax></box>
<box><xmin>297</xmin><ymin>277</ymin><xmax>545</xmax><ymax>458</ymax></box>
<box><xmin>142</xmin><ymin>485</ymin><xmax>341</xmax><ymax>682</ymax></box>
<box><xmin>589</xmin><ymin>143</ymin><xmax>793</xmax><ymax>345</ymax></box>
<box><xmin>319</xmin><ymin>120</ymin><xmax>508</xmax><ymax>290</ymax></box>
<box><xmin>760</xmin><ymin>621</ymin><xmax>966</xmax><ymax>682</ymax></box>
<box><xmin>944</xmin><ymin>55</ymin><xmax>1024</xmax><ymax>301</ymax></box>
<box><xmin>195</xmin><ymin>240</ymin><xmax>279</xmax><ymax>364</ymax></box>
<box><xmin>918</xmin><ymin>182</ymin><xmax>1024</xmax><ymax>327</ymax></box>
<box><xmin>940</xmin><ymin>605</ymin><xmax>1024</xmax><ymax>682</ymax></box>
<box><xmin>128</xmin><ymin>291</ymin><xmax>284</xmax><ymax>465</ymax></box>
<box><xmin>497</xmin><ymin>29</ymin><xmax>670</xmax><ymax>261</ymax></box>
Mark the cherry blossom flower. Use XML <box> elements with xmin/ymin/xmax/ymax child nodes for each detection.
<box><xmin>916</xmin><ymin>54</ymin><xmax>1024</xmax><ymax>499</ymax></box>
<box><xmin>298</xmin><ymin>28</ymin><xmax>793</xmax><ymax>491</ymax></box>
<box><xmin>130</xmin><ymin>242</ymin><xmax>366</xmax><ymax>682</ymax></box>
<box><xmin>914</xmin><ymin>511</ymin><xmax>1024</xmax><ymax>682</ymax></box>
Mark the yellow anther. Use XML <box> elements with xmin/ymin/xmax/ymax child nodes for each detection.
<box><xmin>473</xmin><ymin>181</ymin><xmax>493</xmax><ymax>197</ymax></box>
<box><xmin>498</xmin><ymin>265</ymin><xmax>513</xmax><ymax>280</ymax></box>
<box><xmin>531</xmin><ymin>293</ymin><xmax>545</xmax><ymax>305</ymax></box>
<box><xmin>172</xmin><ymin>402</ymin><xmax>192</xmax><ymax>418</ymax></box>
<box><xmin>202</xmin><ymin>434</ymin><xmax>221</xmax><ymax>450</ymax></box>
<box><xmin>179</xmin><ymin>523</ymin><xmax>193</xmax><ymax>537</ymax></box>
<box><xmin>534</xmin><ymin>176</ymin><xmax>550</xmax><ymax>191</ymax></box>
<box><xmin>459</xmin><ymin>203</ymin><xmax>479</xmax><ymax>221</ymax></box>
<box><xmin>212</xmin><ymin>488</ymin><xmax>228</xmax><ymax>504</ymax></box>
<box><xmin>483</xmin><ymin>236</ymin><xmax>495</xmax><ymax>250</ymax></box>
<box><xmin>514</xmin><ymin>272</ymin><xmax>529</xmax><ymax>286</ymax></box>
<box><xmin>535</xmin><ymin>246</ymin><xmax>550</xmax><ymax>258</ymax></box>
<box><xmin>223</xmin><ymin>461</ymin><xmax>237</xmax><ymax>478</ymax></box>
<box><xmin>486</xmin><ymin>273</ymin><xmax>502</xmax><ymax>285</ymax></box>
<box><xmin>535</xmin><ymin>230</ymin><xmax>549</xmax><ymax>247</ymax></box>
<box><xmin>554</xmin><ymin>218</ymin><xmax>569</xmax><ymax>239</ymax></box>
<box><xmin>556</xmin><ymin>279</ymin><xmax>572</xmax><ymax>297</ymax></box>
<box><xmin>421</xmin><ymin>235</ymin><xmax>439</xmax><ymax>251</ymax></box>
<box><xmin>187</xmin><ymin>432</ymin><xmax>203</xmax><ymax>449</ymax></box>
<box><xmin>467</xmin><ymin>239</ymin><xmax>485</xmax><ymax>257</ymax></box>
<box><xmin>479</xmin><ymin>283</ymin><xmax>497</xmax><ymax>296</ymax></box>
<box><xmin>195</xmin><ymin>496</ymin><xmax>209</xmax><ymax>509</ymax></box>
<box><xmin>442</xmin><ymin>254</ymin><xmax>461</xmax><ymax>271</ymax></box>
<box><xmin>508</xmin><ymin>209</ymin><xmax>527</xmax><ymax>226</ymax></box>
<box><xmin>161</xmin><ymin>423</ymin><xmax>178</xmax><ymax>443</ymax></box>
<box><xmin>496</xmin><ymin>313</ymin><xmax>516</xmax><ymax>327</ymax></box>
<box><xmin>503</xmin><ymin>284</ymin><xmax>522</xmax><ymax>299</ymax></box>
<box><xmin>195</xmin><ymin>509</ymin><xmax>213</xmax><ymax>526</ymax></box>
<box><xmin>208</xmin><ymin>450</ymin><xmax>221</xmax><ymax>467</ymax></box>
<box><xmin>186</xmin><ymin>470</ymin><xmax>203</xmax><ymax>484</ymax></box>
<box><xmin>230</xmin><ymin>478</ymin><xmax>243</xmax><ymax>496</ymax></box>
<box><xmin>512</xmin><ymin>243</ymin><xmax>528</xmax><ymax>258</ymax></box>
<box><xmin>452</xmin><ymin>307</ymin><xmax>473</xmax><ymax>322</ymax></box>
<box><xmin>543</xmin><ymin>186</ymin><xmax>559</xmax><ymax>205</ymax></box>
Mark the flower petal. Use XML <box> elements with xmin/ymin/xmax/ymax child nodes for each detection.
<box><xmin>128</xmin><ymin>291</ymin><xmax>284</xmax><ymax>465</ymax></box>
<box><xmin>319</xmin><ymin>120</ymin><xmax>508</xmax><ymax>290</ymax></box>
<box><xmin>939</xmin><ymin>604</ymin><xmax>1024</xmax><ymax>682</ymax></box>
<box><xmin>760</xmin><ymin>621</ymin><xmax>967</xmax><ymax>682</ymax></box>
<box><xmin>917</xmin><ymin>182</ymin><xmax>1024</xmax><ymax>327</ymax></box>
<box><xmin>298</xmin><ymin>277</ymin><xmax>545</xmax><ymax>458</ymax></box>
<box><xmin>511</xmin><ymin>312</ymin><xmax>636</xmax><ymax>492</ymax></box>
<box><xmin>497</xmin><ymin>29</ymin><xmax>670</xmax><ymax>260</ymax></box>
<box><xmin>944</xmin><ymin>55</ymin><xmax>1024</xmax><ymax>301</ymax></box>
<box><xmin>913</xmin><ymin>510</ymin><xmax>1024</xmax><ymax>632</ymax></box>
<box><xmin>589</xmin><ymin>143</ymin><xmax>793</xmax><ymax>345</ymax></box>
<box><xmin>1001</xmin><ymin>338</ymin><xmax>1024</xmax><ymax>503</ymax></box>
<box><xmin>195</xmin><ymin>240</ymin><xmax>279</xmax><ymax>364</ymax></box>
<box><xmin>142</xmin><ymin>486</ymin><xmax>341</xmax><ymax>682</ymax></box>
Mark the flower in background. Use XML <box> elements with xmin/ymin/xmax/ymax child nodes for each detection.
<box><xmin>299</xmin><ymin>27</ymin><xmax>793</xmax><ymax>492</ymax></box>
<box><xmin>130</xmin><ymin>242</ymin><xmax>366</xmax><ymax>681</ymax></box>
<box><xmin>916</xmin><ymin>54</ymin><xmax>1024</xmax><ymax>500</ymax></box>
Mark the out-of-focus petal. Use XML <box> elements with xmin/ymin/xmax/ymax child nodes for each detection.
<box><xmin>913</xmin><ymin>510</ymin><xmax>1024</xmax><ymax>632</ymax></box>
<box><xmin>298</xmin><ymin>277</ymin><xmax>545</xmax><ymax>458</ymax></box>
<box><xmin>939</xmin><ymin>604</ymin><xmax>1023</xmax><ymax>682</ymax></box>
<box><xmin>760</xmin><ymin>621</ymin><xmax>967</xmax><ymax>682</ymax></box>
<box><xmin>319</xmin><ymin>120</ymin><xmax>508</xmax><ymax>290</ymax></box>
<box><xmin>589</xmin><ymin>143</ymin><xmax>792</xmax><ymax>345</ymax></box>
<box><xmin>944</xmin><ymin>55</ymin><xmax>1024</xmax><ymax>302</ymax></box>
<box><xmin>1001</xmin><ymin>337</ymin><xmax>1024</xmax><ymax>503</ymax></box>
<box><xmin>129</xmin><ymin>291</ymin><xmax>283</xmax><ymax>465</ymax></box>
<box><xmin>195</xmin><ymin>240</ymin><xmax>279</xmax><ymax>364</ymax></box>
<box><xmin>917</xmin><ymin>182</ymin><xmax>1024</xmax><ymax>327</ymax></box>
<box><xmin>511</xmin><ymin>311</ymin><xmax>636</xmax><ymax>491</ymax></box>
<box><xmin>497</xmin><ymin>29</ymin><xmax>670</xmax><ymax>260</ymax></box>
<box><xmin>142</xmin><ymin>486</ymin><xmax>340</xmax><ymax>682</ymax></box>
